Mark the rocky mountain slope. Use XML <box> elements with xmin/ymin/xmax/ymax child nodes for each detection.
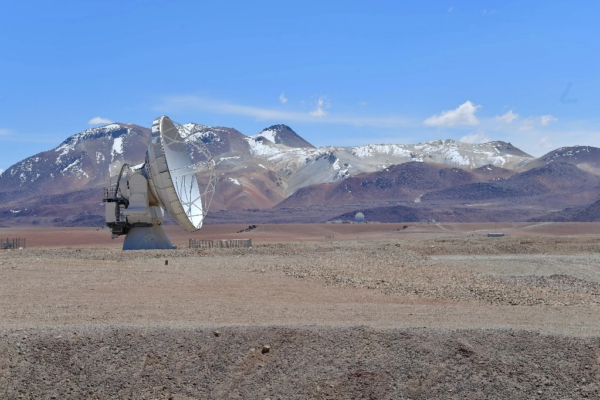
<box><xmin>246</xmin><ymin>138</ymin><xmax>534</xmax><ymax>196</ymax></box>
<box><xmin>277</xmin><ymin>162</ymin><xmax>472</xmax><ymax>208</ymax></box>
<box><xmin>422</xmin><ymin>162</ymin><xmax>600</xmax><ymax>206</ymax></box>
<box><xmin>523</xmin><ymin>145</ymin><xmax>600</xmax><ymax>175</ymax></box>
<box><xmin>530</xmin><ymin>198</ymin><xmax>600</xmax><ymax>222</ymax></box>
<box><xmin>0</xmin><ymin>120</ymin><xmax>598</xmax><ymax>226</ymax></box>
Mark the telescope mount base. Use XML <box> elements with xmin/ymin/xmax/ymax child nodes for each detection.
<box><xmin>123</xmin><ymin>224</ymin><xmax>175</xmax><ymax>250</ymax></box>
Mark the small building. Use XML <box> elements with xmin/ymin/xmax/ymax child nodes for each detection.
<box><xmin>355</xmin><ymin>212</ymin><xmax>365</xmax><ymax>223</ymax></box>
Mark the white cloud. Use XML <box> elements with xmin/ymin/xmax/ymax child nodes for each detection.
<box><xmin>0</xmin><ymin>128</ymin><xmax>9</xmax><ymax>135</ymax></box>
<box><xmin>519</xmin><ymin>115</ymin><xmax>558</xmax><ymax>131</ymax></box>
<box><xmin>156</xmin><ymin>95</ymin><xmax>415</xmax><ymax>128</ymax></box>
<box><xmin>0</xmin><ymin>169</ymin><xmax>4</xmax><ymax>175</ymax></box>
<box><xmin>494</xmin><ymin>110</ymin><xmax>519</xmax><ymax>124</ymax></box>
<box><xmin>423</xmin><ymin>101</ymin><xmax>481</xmax><ymax>127</ymax></box>
<box><xmin>540</xmin><ymin>114</ymin><xmax>558</xmax><ymax>126</ymax></box>
<box><xmin>88</xmin><ymin>117</ymin><xmax>113</xmax><ymax>125</ymax></box>
<box><xmin>310</xmin><ymin>96</ymin><xmax>328</xmax><ymax>117</ymax></box>
<box><xmin>460</xmin><ymin>130</ymin><xmax>490</xmax><ymax>144</ymax></box>
<box><xmin>359</xmin><ymin>101</ymin><xmax>367</xmax><ymax>107</ymax></box>
<box><xmin>310</xmin><ymin>108</ymin><xmax>327</xmax><ymax>117</ymax></box>
<box><xmin>279</xmin><ymin>92</ymin><xmax>288</xmax><ymax>104</ymax></box>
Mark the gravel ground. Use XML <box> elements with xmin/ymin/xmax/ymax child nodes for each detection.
<box><xmin>227</xmin><ymin>238</ymin><xmax>600</xmax><ymax>307</ymax></box>
<box><xmin>2</xmin><ymin>236</ymin><xmax>600</xmax><ymax>398</ymax></box>
<box><xmin>2</xmin><ymin>326</ymin><xmax>600</xmax><ymax>399</ymax></box>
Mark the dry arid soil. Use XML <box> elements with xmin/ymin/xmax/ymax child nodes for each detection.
<box><xmin>1</xmin><ymin>222</ymin><xmax>600</xmax><ymax>399</ymax></box>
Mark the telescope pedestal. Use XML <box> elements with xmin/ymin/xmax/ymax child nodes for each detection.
<box><xmin>123</xmin><ymin>224</ymin><xmax>174</xmax><ymax>250</ymax></box>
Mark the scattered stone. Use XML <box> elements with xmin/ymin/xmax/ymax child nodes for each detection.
<box><xmin>262</xmin><ymin>345</ymin><xmax>270</xmax><ymax>354</ymax></box>
<box><xmin>213</xmin><ymin>331</ymin><xmax>221</xmax><ymax>337</ymax></box>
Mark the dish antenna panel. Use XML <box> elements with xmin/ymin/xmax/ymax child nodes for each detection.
<box><xmin>103</xmin><ymin>116</ymin><xmax>217</xmax><ymax>250</ymax></box>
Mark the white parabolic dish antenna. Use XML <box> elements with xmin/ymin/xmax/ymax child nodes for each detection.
<box><xmin>103</xmin><ymin>116</ymin><xmax>217</xmax><ymax>250</ymax></box>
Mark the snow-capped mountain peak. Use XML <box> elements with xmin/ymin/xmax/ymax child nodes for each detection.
<box><xmin>251</xmin><ymin>124</ymin><xmax>315</xmax><ymax>149</ymax></box>
<box><xmin>0</xmin><ymin>123</ymin><xmax>150</xmax><ymax>193</ymax></box>
<box><xmin>57</xmin><ymin>123</ymin><xmax>130</xmax><ymax>148</ymax></box>
<box><xmin>54</xmin><ymin>123</ymin><xmax>139</xmax><ymax>164</ymax></box>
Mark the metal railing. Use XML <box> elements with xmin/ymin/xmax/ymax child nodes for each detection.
<box><xmin>189</xmin><ymin>239</ymin><xmax>252</xmax><ymax>249</ymax></box>
<box><xmin>1</xmin><ymin>238</ymin><xmax>26</xmax><ymax>249</ymax></box>
<box><xmin>217</xmin><ymin>239</ymin><xmax>252</xmax><ymax>248</ymax></box>
<box><xmin>103</xmin><ymin>186</ymin><xmax>119</xmax><ymax>199</ymax></box>
<box><xmin>189</xmin><ymin>239</ymin><xmax>214</xmax><ymax>249</ymax></box>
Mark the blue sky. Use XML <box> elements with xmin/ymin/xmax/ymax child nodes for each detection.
<box><xmin>1</xmin><ymin>1</ymin><xmax>599</xmax><ymax>171</ymax></box>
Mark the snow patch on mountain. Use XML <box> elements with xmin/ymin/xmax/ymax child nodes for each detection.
<box><xmin>65</xmin><ymin>123</ymin><xmax>123</xmax><ymax>144</ymax></box>
<box><xmin>332</xmin><ymin>158</ymin><xmax>341</xmax><ymax>171</ymax></box>
<box><xmin>548</xmin><ymin>146</ymin><xmax>592</xmax><ymax>160</ymax></box>
<box><xmin>6</xmin><ymin>156</ymin><xmax>44</xmax><ymax>185</ymax></box>
<box><xmin>488</xmin><ymin>155</ymin><xmax>508</xmax><ymax>166</ymax></box>
<box><xmin>351</xmin><ymin>144</ymin><xmax>413</xmax><ymax>158</ymax></box>
<box><xmin>55</xmin><ymin>142</ymin><xmax>75</xmax><ymax>165</ymax></box>
<box><xmin>257</xmin><ymin>129</ymin><xmax>278</xmax><ymax>143</ymax></box>
<box><xmin>217</xmin><ymin>156</ymin><xmax>241</xmax><ymax>165</ymax></box>
<box><xmin>111</xmin><ymin>137</ymin><xmax>123</xmax><ymax>161</ymax></box>
<box><xmin>410</xmin><ymin>139</ymin><xmax>514</xmax><ymax>168</ymax></box>
<box><xmin>61</xmin><ymin>158</ymin><xmax>88</xmax><ymax>178</ymax></box>
<box><xmin>178</xmin><ymin>124</ymin><xmax>224</xmax><ymax>143</ymax></box>
<box><xmin>55</xmin><ymin>123</ymin><xmax>131</xmax><ymax>165</ymax></box>
<box><xmin>246</xmin><ymin>137</ymin><xmax>283</xmax><ymax>157</ymax></box>
<box><xmin>180</xmin><ymin>123</ymin><xmax>200</xmax><ymax>135</ymax></box>
<box><xmin>442</xmin><ymin>149</ymin><xmax>470</xmax><ymax>166</ymax></box>
<box><xmin>333</xmin><ymin>159</ymin><xmax>351</xmax><ymax>179</ymax></box>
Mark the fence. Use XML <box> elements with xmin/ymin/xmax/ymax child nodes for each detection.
<box><xmin>217</xmin><ymin>239</ymin><xmax>252</xmax><ymax>248</ymax></box>
<box><xmin>189</xmin><ymin>239</ymin><xmax>214</xmax><ymax>249</ymax></box>
<box><xmin>1</xmin><ymin>238</ymin><xmax>26</xmax><ymax>249</ymax></box>
<box><xmin>189</xmin><ymin>239</ymin><xmax>252</xmax><ymax>249</ymax></box>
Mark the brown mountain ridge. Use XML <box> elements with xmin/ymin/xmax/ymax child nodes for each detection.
<box><xmin>0</xmin><ymin>121</ymin><xmax>599</xmax><ymax>226</ymax></box>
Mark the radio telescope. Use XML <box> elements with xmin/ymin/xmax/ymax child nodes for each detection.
<box><xmin>103</xmin><ymin>116</ymin><xmax>217</xmax><ymax>250</ymax></box>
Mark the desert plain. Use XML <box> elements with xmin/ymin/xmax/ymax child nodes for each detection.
<box><xmin>1</xmin><ymin>222</ymin><xmax>600</xmax><ymax>399</ymax></box>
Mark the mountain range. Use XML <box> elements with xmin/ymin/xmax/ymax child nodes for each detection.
<box><xmin>1</xmin><ymin>121</ymin><xmax>599</xmax><ymax>227</ymax></box>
